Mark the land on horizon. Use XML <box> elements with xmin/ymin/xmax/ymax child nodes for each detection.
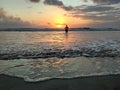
<box><xmin>0</xmin><ymin>27</ymin><xmax>119</xmax><ymax>31</ymax></box>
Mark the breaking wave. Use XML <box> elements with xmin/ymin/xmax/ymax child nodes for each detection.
<box><xmin>0</xmin><ymin>40</ymin><xmax>120</xmax><ymax>60</ymax></box>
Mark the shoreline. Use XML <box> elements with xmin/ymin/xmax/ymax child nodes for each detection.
<box><xmin>0</xmin><ymin>74</ymin><xmax>120</xmax><ymax>90</ymax></box>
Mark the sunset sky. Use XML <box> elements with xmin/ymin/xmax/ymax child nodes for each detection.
<box><xmin>0</xmin><ymin>0</ymin><xmax>120</xmax><ymax>28</ymax></box>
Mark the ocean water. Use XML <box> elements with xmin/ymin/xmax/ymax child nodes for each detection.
<box><xmin>0</xmin><ymin>31</ymin><xmax>120</xmax><ymax>82</ymax></box>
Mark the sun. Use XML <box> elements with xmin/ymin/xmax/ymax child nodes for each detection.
<box><xmin>56</xmin><ymin>24</ymin><xmax>63</xmax><ymax>28</ymax></box>
<box><xmin>54</xmin><ymin>17</ymin><xmax>66</xmax><ymax>28</ymax></box>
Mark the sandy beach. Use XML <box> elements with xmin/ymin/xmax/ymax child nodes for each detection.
<box><xmin>0</xmin><ymin>74</ymin><xmax>120</xmax><ymax>90</ymax></box>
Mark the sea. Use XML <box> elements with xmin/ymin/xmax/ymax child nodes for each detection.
<box><xmin>0</xmin><ymin>30</ymin><xmax>120</xmax><ymax>82</ymax></box>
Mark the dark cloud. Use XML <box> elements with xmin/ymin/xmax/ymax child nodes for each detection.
<box><xmin>69</xmin><ymin>5</ymin><xmax>120</xmax><ymax>28</ymax></box>
<box><xmin>62</xmin><ymin>6</ymin><xmax>73</xmax><ymax>11</ymax></box>
<box><xmin>73</xmin><ymin>5</ymin><xmax>120</xmax><ymax>18</ymax></box>
<box><xmin>0</xmin><ymin>8</ymin><xmax>33</xmax><ymax>28</ymax></box>
<box><xmin>29</xmin><ymin>0</ymin><xmax>40</xmax><ymax>3</ymax></box>
<box><xmin>76</xmin><ymin>5</ymin><xmax>115</xmax><ymax>12</ymax></box>
<box><xmin>44</xmin><ymin>0</ymin><xmax>73</xmax><ymax>11</ymax></box>
<box><xmin>91</xmin><ymin>0</ymin><xmax>120</xmax><ymax>5</ymax></box>
<box><xmin>44</xmin><ymin>0</ymin><xmax>63</xmax><ymax>6</ymax></box>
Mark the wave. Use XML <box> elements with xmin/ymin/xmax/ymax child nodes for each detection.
<box><xmin>0</xmin><ymin>40</ymin><xmax>120</xmax><ymax>60</ymax></box>
<box><xmin>0</xmin><ymin>57</ymin><xmax>120</xmax><ymax>82</ymax></box>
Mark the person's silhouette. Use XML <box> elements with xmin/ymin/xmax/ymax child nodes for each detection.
<box><xmin>65</xmin><ymin>25</ymin><xmax>69</xmax><ymax>33</ymax></box>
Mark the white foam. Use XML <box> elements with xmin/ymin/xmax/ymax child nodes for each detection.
<box><xmin>0</xmin><ymin>40</ymin><xmax>120</xmax><ymax>59</ymax></box>
<box><xmin>0</xmin><ymin>57</ymin><xmax>120</xmax><ymax>82</ymax></box>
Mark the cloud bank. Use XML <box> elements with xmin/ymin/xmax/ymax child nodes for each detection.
<box><xmin>71</xmin><ymin>4</ymin><xmax>120</xmax><ymax>28</ymax></box>
<box><xmin>0</xmin><ymin>8</ymin><xmax>33</xmax><ymax>28</ymax></box>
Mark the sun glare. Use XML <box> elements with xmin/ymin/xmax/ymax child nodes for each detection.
<box><xmin>56</xmin><ymin>24</ymin><xmax>63</xmax><ymax>28</ymax></box>
<box><xmin>54</xmin><ymin>17</ymin><xmax>66</xmax><ymax>28</ymax></box>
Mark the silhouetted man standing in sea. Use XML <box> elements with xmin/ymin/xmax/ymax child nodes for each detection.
<box><xmin>65</xmin><ymin>25</ymin><xmax>69</xmax><ymax>33</ymax></box>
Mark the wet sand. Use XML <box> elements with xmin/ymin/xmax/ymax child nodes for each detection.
<box><xmin>0</xmin><ymin>74</ymin><xmax>120</xmax><ymax>90</ymax></box>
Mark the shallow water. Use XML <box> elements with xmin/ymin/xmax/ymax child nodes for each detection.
<box><xmin>0</xmin><ymin>31</ymin><xmax>120</xmax><ymax>44</ymax></box>
<box><xmin>0</xmin><ymin>31</ymin><xmax>120</xmax><ymax>82</ymax></box>
<box><xmin>0</xmin><ymin>31</ymin><xmax>120</xmax><ymax>59</ymax></box>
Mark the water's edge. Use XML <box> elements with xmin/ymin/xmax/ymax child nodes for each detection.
<box><xmin>0</xmin><ymin>57</ymin><xmax>120</xmax><ymax>82</ymax></box>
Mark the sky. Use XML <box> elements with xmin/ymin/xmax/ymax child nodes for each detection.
<box><xmin>0</xmin><ymin>0</ymin><xmax>120</xmax><ymax>28</ymax></box>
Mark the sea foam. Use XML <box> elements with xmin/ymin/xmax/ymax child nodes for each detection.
<box><xmin>0</xmin><ymin>57</ymin><xmax>120</xmax><ymax>82</ymax></box>
<box><xmin>0</xmin><ymin>40</ymin><xmax>120</xmax><ymax>59</ymax></box>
